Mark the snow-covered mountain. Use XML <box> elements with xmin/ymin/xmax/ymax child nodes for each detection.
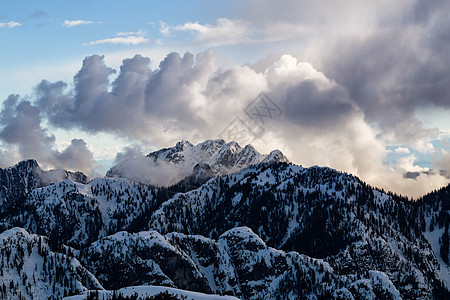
<box><xmin>0</xmin><ymin>141</ymin><xmax>449</xmax><ymax>299</ymax></box>
<box><xmin>106</xmin><ymin>139</ymin><xmax>289</xmax><ymax>185</ymax></box>
<box><xmin>0</xmin><ymin>159</ymin><xmax>87</xmax><ymax>221</ymax></box>
<box><xmin>0</xmin><ymin>227</ymin><xmax>101</xmax><ymax>300</ymax></box>
<box><xmin>147</xmin><ymin>162</ymin><xmax>449</xmax><ymax>298</ymax></box>
<box><xmin>3</xmin><ymin>177</ymin><xmax>166</xmax><ymax>248</ymax></box>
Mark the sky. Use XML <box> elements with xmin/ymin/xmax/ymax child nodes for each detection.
<box><xmin>1</xmin><ymin>0</ymin><xmax>450</xmax><ymax>197</ymax></box>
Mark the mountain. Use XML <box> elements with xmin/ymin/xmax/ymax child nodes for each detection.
<box><xmin>0</xmin><ymin>159</ymin><xmax>87</xmax><ymax>224</ymax></box>
<box><xmin>106</xmin><ymin>139</ymin><xmax>289</xmax><ymax>185</ymax></box>
<box><xmin>145</xmin><ymin>139</ymin><xmax>288</xmax><ymax>175</ymax></box>
<box><xmin>0</xmin><ymin>227</ymin><xmax>101</xmax><ymax>300</ymax></box>
<box><xmin>148</xmin><ymin>162</ymin><xmax>449</xmax><ymax>298</ymax></box>
<box><xmin>0</xmin><ymin>141</ymin><xmax>449</xmax><ymax>299</ymax></box>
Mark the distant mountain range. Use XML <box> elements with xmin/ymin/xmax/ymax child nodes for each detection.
<box><xmin>0</xmin><ymin>140</ymin><xmax>448</xmax><ymax>299</ymax></box>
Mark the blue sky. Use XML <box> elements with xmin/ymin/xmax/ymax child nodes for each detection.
<box><xmin>1</xmin><ymin>1</ymin><xmax>232</xmax><ymax>95</ymax></box>
<box><xmin>1</xmin><ymin>0</ymin><xmax>244</xmax><ymax>167</ymax></box>
<box><xmin>1</xmin><ymin>0</ymin><xmax>450</xmax><ymax>197</ymax></box>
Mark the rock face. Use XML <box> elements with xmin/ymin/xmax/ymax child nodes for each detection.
<box><xmin>0</xmin><ymin>160</ymin><xmax>41</xmax><ymax>214</ymax></box>
<box><xmin>0</xmin><ymin>141</ymin><xmax>449</xmax><ymax>299</ymax></box>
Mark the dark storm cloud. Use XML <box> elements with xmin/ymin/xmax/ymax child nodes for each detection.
<box><xmin>320</xmin><ymin>0</ymin><xmax>450</xmax><ymax>146</ymax></box>
<box><xmin>283</xmin><ymin>80</ymin><xmax>356</xmax><ymax>128</ymax></box>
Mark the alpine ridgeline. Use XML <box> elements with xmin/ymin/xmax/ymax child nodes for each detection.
<box><xmin>106</xmin><ymin>139</ymin><xmax>289</xmax><ymax>186</ymax></box>
<box><xmin>0</xmin><ymin>139</ymin><xmax>449</xmax><ymax>300</ymax></box>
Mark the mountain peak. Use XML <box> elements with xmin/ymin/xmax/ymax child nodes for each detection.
<box><xmin>0</xmin><ymin>159</ymin><xmax>88</xmax><ymax>212</ymax></box>
<box><xmin>7</xmin><ymin>158</ymin><xmax>39</xmax><ymax>171</ymax></box>
<box><xmin>175</xmin><ymin>139</ymin><xmax>194</xmax><ymax>151</ymax></box>
<box><xmin>108</xmin><ymin>139</ymin><xmax>289</xmax><ymax>185</ymax></box>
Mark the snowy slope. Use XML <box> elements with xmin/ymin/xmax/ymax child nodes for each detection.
<box><xmin>76</xmin><ymin>225</ymin><xmax>408</xmax><ymax>300</ymax></box>
<box><xmin>420</xmin><ymin>186</ymin><xmax>450</xmax><ymax>289</ymax></box>
<box><xmin>64</xmin><ymin>285</ymin><xmax>239</xmax><ymax>300</ymax></box>
<box><xmin>5</xmin><ymin>177</ymin><xmax>165</xmax><ymax>248</ymax></box>
<box><xmin>0</xmin><ymin>227</ymin><xmax>102</xmax><ymax>300</ymax></box>
<box><xmin>80</xmin><ymin>230</ymin><xmax>211</xmax><ymax>292</ymax></box>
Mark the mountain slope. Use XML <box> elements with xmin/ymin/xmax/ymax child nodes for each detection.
<box><xmin>417</xmin><ymin>185</ymin><xmax>450</xmax><ymax>289</ymax></box>
<box><xmin>0</xmin><ymin>141</ymin><xmax>449</xmax><ymax>299</ymax></box>
<box><xmin>0</xmin><ymin>227</ymin><xmax>101</xmax><ymax>300</ymax></box>
<box><xmin>148</xmin><ymin>162</ymin><xmax>449</xmax><ymax>298</ymax></box>
<box><xmin>76</xmin><ymin>226</ymin><xmax>410</xmax><ymax>300</ymax></box>
<box><xmin>3</xmin><ymin>177</ymin><xmax>167</xmax><ymax>248</ymax></box>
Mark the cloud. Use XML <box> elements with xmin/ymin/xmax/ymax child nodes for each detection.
<box><xmin>85</xmin><ymin>31</ymin><xmax>148</xmax><ymax>45</ymax></box>
<box><xmin>36</xmin><ymin>54</ymin><xmax>153</xmax><ymax>137</ymax></box>
<box><xmin>320</xmin><ymin>27</ymin><xmax>442</xmax><ymax>150</ymax></box>
<box><xmin>296</xmin><ymin>0</ymin><xmax>450</xmax><ymax>154</ymax></box>
<box><xmin>394</xmin><ymin>147</ymin><xmax>410</xmax><ymax>155</ymax></box>
<box><xmin>2</xmin><ymin>47</ymin><xmax>448</xmax><ymax>197</ymax></box>
<box><xmin>87</xmin><ymin>36</ymin><xmax>148</xmax><ymax>46</ymax></box>
<box><xmin>63</xmin><ymin>20</ymin><xmax>93</xmax><ymax>28</ymax></box>
<box><xmin>161</xmin><ymin>18</ymin><xmax>309</xmax><ymax>46</ymax></box>
<box><xmin>396</xmin><ymin>155</ymin><xmax>429</xmax><ymax>173</ymax></box>
<box><xmin>54</xmin><ymin>139</ymin><xmax>100</xmax><ymax>177</ymax></box>
<box><xmin>0</xmin><ymin>95</ymin><xmax>100</xmax><ymax>177</ymax></box>
<box><xmin>109</xmin><ymin>146</ymin><xmax>179</xmax><ymax>186</ymax></box>
<box><xmin>0</xmin><ymin>95</ymin><xmax>55</xmax><ymax>161</ymax></box>
<box><xmin>0</xmin><ymin>21</ymin><xmax>21</xmax><ymax>28</ymax></box>
<box><xmin>162</xmin><ymin>18</ymin><xmax>251</xmax><ymax>46</ymax></box>
<box><xmin>116</xmin><ymin>30</ymin><xmax>145</xmax><ymax>37</ymax></box>
<box><xmin>434</xmin><ymin>148</ymin><xmax>450</xmax><ymax>173</ymax></box>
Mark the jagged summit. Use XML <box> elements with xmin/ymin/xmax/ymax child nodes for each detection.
<box><xmin>6</xmin><ymin>158</ymin><xmax>39</xmax><ymax>170</ymax></box>
<box><xmin>107</xmin><ymin>139</ymin><xmax>289</xmax><ymax>185</ymax></box>
<box><xmin>0</xmin><ymin>159</ymin><xmax>88</xmax><ymax>213</ymax></box>
<box><xmin>146</xmin><ymin>139</ymin><xmax>288</xmax><ymax>169</ymax></box>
